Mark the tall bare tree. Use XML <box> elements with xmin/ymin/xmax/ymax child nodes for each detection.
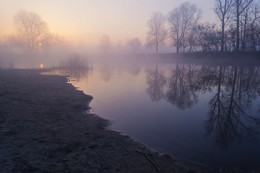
<box><xmin>215</xmin><ymin>0</ymin><xmax>234</xmax><ymax>52</ymax></box>
<box><xmin>239</xmin><ymin>2</ymin><xmax>260</xmax><ymax>51</ymax></box>
<box><xmin>168</xmin><ymin>2</ymin><xmax>201</xmax><ymax>53</ymax></box>
<box><xmin>14</xmin><ymin>10</ymin><xmax>48</xmax><ymax>52</ymax></box>
<box><xmin>99</xmin><ymin>35</ymin><xmax>112</xmax><ymax>53</ymax></box>
<box><xmin>146</xmin><ymin>12</ymin><xmax>167</xmax><ymax>54</ymax></box>
<box><xmin>234</xmin><ymin>0</ymin><xmax>254</xmax><ymax>51</ymax></box>
<box><xmin>249</xmin><ymin>4</ymin><xmax>260</xmax><ymax>51</ymax></box>
<box><xmin>241</xmin><ymin>6</ymin><xmax>251</xmax><ymax>51</ymax></box>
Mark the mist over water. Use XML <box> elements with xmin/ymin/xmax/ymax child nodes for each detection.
<box><xmin>1</xmin><ymin>0</ymin><xmax>260</xmax><ymax>172</ymax></box>
<box><xmin>56</xmin><ymin>59</ymin><xmax>260</xmax><ymax>171</ymax></box>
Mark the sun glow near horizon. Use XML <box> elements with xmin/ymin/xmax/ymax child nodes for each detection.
<box><xmin>0</xmin><ymin>0</ymin><xmax>215</xmax><ymax>46</ymax></box>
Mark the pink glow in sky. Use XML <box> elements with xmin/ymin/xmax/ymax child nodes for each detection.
<box><xmin>0</xmin><ymin>0</ymin><xmax>215</xmax><ymax>44</ymax></box>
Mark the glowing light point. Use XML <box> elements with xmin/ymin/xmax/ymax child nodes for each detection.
<box><xmin>38</xmin><ymin>42</ymin><xmax>42</xmax><ymax>47</ymax></box>
<box><xmin>39</xmin><ymin>64</ymin><xmax>44</xmax><ymax>69</ymax></box>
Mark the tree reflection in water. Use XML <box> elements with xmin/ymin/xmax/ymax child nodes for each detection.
<box><xmin>99</xmin><ymin>64</ymin><xmax>114</xmax><ymax>82</ymax></box>
<box><xmin>55</xmin><ymin>54</ymin><xmax>92</xmax><ymax>81</ymax></box>
<box><xmin>146</xmin><ymin>64</ymin><xmax>166</xmax><ymax>101</ymax></box>
<box><xmin>145</xmin><ymin>64</ymin><xmax>260</xmax><ymax>148</ymax></box>
<box><xmin>205</xmin><ymin>66</ymin><xmax>260</xmax><ymax>148</ymax></box>
<box><xmin>166</xmin><ymin>64</ymin><xmax>198</xmax><ymax>109</ymax></box>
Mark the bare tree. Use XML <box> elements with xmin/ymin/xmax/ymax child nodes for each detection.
<box><xmin>234</xmin><ymin>0</ymin><xmax>254</xmax><ymax>51</ymax></box>
<box><xmin>14</xmin><ymin>10</ymin><xmax>48</xmax><ymax>52</ymax></box>
<box><xmin>126</xmin><ymin>37</ymin><xmax>142</xmax><ymax>53</ymax></box>
<box><xmin>146</xmin><ymin>12</ymin><xmax>167</xmax><ymax>54</ymax></box>
<box><xmin>168</xmin><ymin>8</ymin><xmax>182</xmax><ymax>53</ymax></box>
<box><xmin>99</xmin><ymin>35</ymin><xmax>112</xmax><ymax>53</ymax></box>
<box><xmin>240</xmin><ymin>3</ymin><xmax>260</xmax><ymax>51</ymax></box>
<box><xmin>215</xmin><ymin>0</ymin><xmax>234</xmax><ymax>52</ymax></box>
<box><xmin>197</xmin><ymin>23</ymin><xmax>221</xmax><ymax>52</ymax></box>
<box><xmin>249</xmin><ymin>4</ymin><xmax>260</xmax><ymax>51</ymax></box>
<box><xmin>168</xmin><ymin>2</ymin><xmax>201</xmax><ymax>53</ymax></box>
<box><xmin>38</xmin><ymin>33</ymin><xmax>70</xmax><ymax>53</ymax></box>
<box><xmin>241</xmin><ymin>7</ymin><xmax>251</xmax><ymax>51</ymax></box>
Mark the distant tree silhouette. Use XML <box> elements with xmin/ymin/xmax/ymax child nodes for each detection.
<box><xmin>249</xmin><ymin>4</ymin><xmax>260</xmax><ymax>51</ymax></box>
<box><xmin>2</xmin><ymin>35</ymin><xmax>25</xmax><ymax>53</ymax></box>
<box><xmin>240</xmin><ymin>3</ymin><xmax>260</xmax><ymax>51</ymax></box>
<box><xmin>126</xmin><ymin>37</ymin><xmax>142</xmax><ymax>54</ymax></box>
<box><xmin>40</xmin><ymin>34</ymin><xmax>70</xmax><ymax>52</ymax></box>
<box><xmin>146</xmin><ymin>12</ymin><xmax>167</xmax><ymax>54</ymax></box>
<box><xmin>168</xmin><ymin>2</ymin><xmax>201</xmax><ymax>53</ymax></box>
<box><xmin>99</xmin><ymin>35</ymin><xmax>112</xmax><ymax>53</ymax></box>
<box><xmin>196</xmin><ymin>23</ymin><xmax>221</xmax><ymax>52</ymax></box>
<box><xmin>14</xmin><ymin>10</ymin><xmax>49</xmax><ymax>52</ymax></box>
<box><xmin>233</xmin><ymin>0</ymin><xmax>254</xmax><ymax>51</ymax></box>
<box><xmin>215</xmin><ymin>0</ymin><xmax>234</xmax><ymax>52</ymax></box>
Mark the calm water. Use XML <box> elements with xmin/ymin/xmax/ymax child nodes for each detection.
<box><xmin>61</xmin><ymin>60</ymin><xmax>260</xmax><ymax>171</ymax></box>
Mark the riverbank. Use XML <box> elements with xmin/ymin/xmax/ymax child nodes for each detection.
<box><xmin>132</xmin><ymin>52</ymin><xmax>260</xmax><ymax>65</ymax></box>
<box><xmin>0</xmin><ymin>69</ymin><xmax>190</xmax><ymax>173</ymax></box>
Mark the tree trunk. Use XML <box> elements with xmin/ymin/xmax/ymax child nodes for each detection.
<box><xmin>242</xmin><ymin>11</ymin><xmax>248</xmax><ymax>51</ymax></box>
<box><xmin>221</xmin><ymin>19</ymin><xmax>225</xmax><ymax>52</ymax></box>
<box><xmin>176</xmin><ymin>34</ymin><xmax>180</xmax><ymax>53</ymax></box>
<box><xmin>236</xmin><ymin>3</ymin><xmax>240</xmax><ymax>51</ymax></box>
<box><xmin>176</xmin><ymin>42</ymin><xmax>180</xmax><ymax>53</ymax></box>
<box><xmin>252</xmin><ymin>26</ymin><xmax>256</xmax><ymax>52</ymax></box>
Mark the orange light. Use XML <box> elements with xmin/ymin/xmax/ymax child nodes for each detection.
<box><xmin>39</xmin><ymin>64</ymin><xmax>44</xmax><ymax>69</ymax></box>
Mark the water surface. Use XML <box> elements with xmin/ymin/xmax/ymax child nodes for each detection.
<box><xmin>63</xmin><ymin>60</ymin><xmax>260</xmax><ymax>171</ymax></box>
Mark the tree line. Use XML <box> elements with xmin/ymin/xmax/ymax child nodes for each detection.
<box><xmin>0</xmin><ymin>10</ymin><xmax>69</xmax><ymax>54</ymax></box>
<box><xmin>1</xmin><ymin>1</ymin><xmax>259</xmax><ymax>55</ymax></box>
<box><xmin>0</xmin><ymin>10</ymin><xmax>144</xmax><ymax>55</ymax></box>
<box><xmin>147</xmin><ymin>0</ymin><xmax>260</xmax><ymax>53</ymax></box>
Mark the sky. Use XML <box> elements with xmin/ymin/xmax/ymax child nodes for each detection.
<box><xmin>0</xmin><ymin>0</ymin><xmax>216</xmax><ymax>45</ymax></box>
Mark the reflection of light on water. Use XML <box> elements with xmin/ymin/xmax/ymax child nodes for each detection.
<box><xmin>39</xmin><ymin>64</ymin><xmax>44</xmax><ymax>69</ymax></box>
<box><xmin>50</xmin><ymin>62</ymin><xmax>260</xmax><ymax>171</ymax></box>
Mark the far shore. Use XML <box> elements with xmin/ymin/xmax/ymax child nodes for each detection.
<box><xmin>129</xmin><ymin>52</ymin><xmax>260</xmax><ymax>64</ymax></box>
<box><xmin>0</xmin><ymin>69</ymin><xmax>190</xmax><ymax>173</ymax></box>
<box><xmin>1</xmin><ymin>52</ymin><xmax>260</xmax><ymax>69</ymax></box>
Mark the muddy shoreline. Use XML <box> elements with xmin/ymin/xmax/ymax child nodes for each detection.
<box><xmin>0</xmin><ymin>69</ymin><xmax>190</xmax><ymax>173</ymax></box>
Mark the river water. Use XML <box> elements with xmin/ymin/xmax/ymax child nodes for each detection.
<box><xmin>61</xmin><ymin>59</ymin><xmax>260</xmax><ymax>172</ymax></box>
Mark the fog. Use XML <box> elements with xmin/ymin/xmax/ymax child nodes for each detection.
<box><xmin>0</xmin><ymin>10</ymin><xmax>168</xmax><ymax>69</ymax></box>
<box><xmin>0</xmin><ymin>1</ymin><xmax>215</xmax><ymax>68</ymax></box>
<box><xmin>0</xmin><ymin>0</ymin><xmax>259</xmax><ymax>68</ymax></box>
<box><xmin>2</xmin><ymin>1</ymin><xmax>260</xmax><ymax>172</ymax></box>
